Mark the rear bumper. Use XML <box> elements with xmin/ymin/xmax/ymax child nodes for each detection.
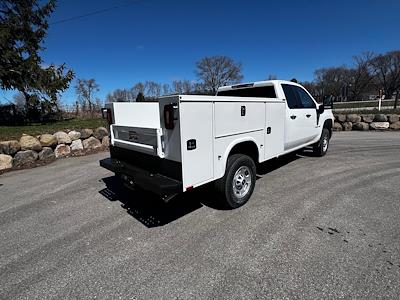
<box><xmin>100</xmin><ymin>158</ymin><xmax>182</xmax><ymax>202</ymax></box>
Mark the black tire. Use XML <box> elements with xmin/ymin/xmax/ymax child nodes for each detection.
<box><xmin>215</xmin><ymin>154</ymin><xmax>256</xmax><ymax>209</ymax></box>
<box><xmin>313</xmin><ymin>128</ymin><xmax>330</xmax><ymax>157</ymax></box>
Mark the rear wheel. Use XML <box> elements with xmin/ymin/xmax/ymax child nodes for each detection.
<box><xmin>215</xmin><ymin>154</ymin><xmax>256</xmax><ymax>209</ymax></box>
<box><xmin>313</xmin><ymin>128</ymin><xmax>330</xmax><ymax>157</ymax></box>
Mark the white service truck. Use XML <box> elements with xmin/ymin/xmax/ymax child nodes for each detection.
<box><xmin>100</xmin><ymin>80</ymin><xmax>334</xmax><ymax>208</ymax></box>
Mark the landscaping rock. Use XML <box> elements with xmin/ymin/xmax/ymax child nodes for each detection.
<box><xmin>53</xmin><ymin>131</ymin><xmax>71</xmax><ymax>144</ymax></box>
<box><xmin>333</xmin><ymin>122</ymin><xmax>343</xmax><ymax>131</ymax></box>
<box><xmin>102</xmin><ymin>136</ymin><xmax>110</xmax><ymax>147</ymax></box>
<box><xmin>352</xmin><ymin>122</ymin><xmax>369</xmax><ymax>131</ymax></box>
<box><xmin>82</xmin><ymin>137</ymin><xmax>102</xmax><ymax>150</ymax></box>
<box><xmin>68</xmin><ymin>130</ymin><xmax>81</xmax><ymax>141</ymax></box>
<box><xmin>342</xmin><ymin>122</ymin><xmax>353</xmax><ymax>131</ymax></box>
<box><xmin>346</xmin><ymin>114</ymin><xmax>361</xmax><ymax>123</ymax></box>
<box><xmin>38</xmin><ymin>147</ymin><xmax>55</xmax><ymax>160</ymax></box>
<box><xmin>361</xmin><ymin>114</ymin><xmax>374</xmax><ymax>123</ymax></box>
<box><xmin>70</xmin><ymin>139</ymin><xmax>84</xmax><ymax>152</ymax></box>
<box><xmin>0</xmin><ymin>140</ymin><xmax>20</xmax><ymax>155</ymax></box>
<box><xmin>389</xmin><ymin>121</ymin><xmax>400</xmax><ymax>130</ymax></box>
<box><xmin>80</xmin><ymin>128</ymin><xmax>93</xmax><ymax>139</ymax></box>
<box><xmin>374</xmin><ymin>114</ymin><xmax>387</xmax><ymax>122</ymax></box>
<box><xmin>20</xmin><ymin>135</ymin><xmax>42</xmax><ymax>151</ymax></box>
<box><xmin>387</xmin><ymin>114</ymin><xmax>399</xmax><ymax>123</ymax></box>
<box><xmin>54</xmin><ymin>144</ymin><xmax>71</xmax><ymax>158</ymax></box>
<box><xmin>336</xmin><ymin>114</ymin><xmax>346</xmax><ymax>122</ymax></box>
<box><xmin>0</xmin><ymin>154</ymin><xmax>13</xmax><ymax>170</ymax></box>
<box><xmin>39</xmin><ymin>134</ymin><xmax>58</xmax><ymax>147</ymax></box>
<box><xmin>94</xmin><ymin>127</ymin><xmax>108</xmax><ymax>140</ymax></box>
<box><xmin>13</xmin><ymin>150</ymin><xmax>38</xmax><ymax>167</ymax></box>
<box><xmin>370</xmin><ymin>122</ymin><xmax>390</xmax><ymax>130</ymax></box>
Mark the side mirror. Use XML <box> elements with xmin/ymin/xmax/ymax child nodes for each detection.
<box><xmin>323</xmin><ymin>95</ymin><xmax>333</xmax><ymax>108</ymax></box>
<box><xmin>317</xmin><ymin>104</ymin><xmax>325</xmax><ymax>114</ymax></box>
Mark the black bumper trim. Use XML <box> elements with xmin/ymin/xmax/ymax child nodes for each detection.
<box><xmin>100</xmin><ymin>158</ymin><xmax>182</xmax><ymax>201</ymax></box>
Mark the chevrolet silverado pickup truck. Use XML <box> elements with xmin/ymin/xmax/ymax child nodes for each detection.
<box><xmin>100</xmin><ymin>80</ymin><xmax>334</xmax><ymax>208</ymax></box>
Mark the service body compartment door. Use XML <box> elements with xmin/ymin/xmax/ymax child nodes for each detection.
<box><xmin>179</xmin><ymin>102</ymin><xmax>213</xmax><ymax>189</ymax></box>
<box><xmin>214</xmin><ymin>102</ymin><xmax>265</xmax><ymax>137</ymax></box>
<box><xmin>264</xmin><ymin>102</ymin><xmax>285</xmax><ymax>160</ymax></box>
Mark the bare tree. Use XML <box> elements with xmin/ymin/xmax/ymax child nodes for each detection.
<box><xmin>314</xmin><ymin>66</ymin><xmax>352</xmax><ymax>100</ymax></box>
<box><xmin>131</xmin><ymin>82</ymin><xmax>145</xmax><ymax>99</ymax></box>
<box><xmin>195</xmin><ymin>55</ymin><xmax>243</xmax><ymax>93</ymax></box>
<box><xmin>145</xmin><ymin>81</ymin><xmax>162</xmax><ymax>99</ymax></box>
<box><xmin>348</xmin><ymin>52</ymin><xmax>375</xmax><ymax>100</ymax></box>
<box><xmin>106</xmin><ymin>88</ymin><xmax>134</xmax><ymax>102</ymax></box>
<box><xmin>369</xmin><ymin>50</ymin><xmax>400</xmax><ymax>99</ymax></box>
<box><xmin>266</xmin><ymin>74</ymin><xmax>277</xmax><ymax>80</ymax></box>
<box><xmin>75</xmin><ymin>78</ymin><xmax>99</xmax><ymax>117</ymax></box>
<box><xmin>172</xmin><ymin>80</ymin><xmax>193</xmax><ymax>94</ymax></box>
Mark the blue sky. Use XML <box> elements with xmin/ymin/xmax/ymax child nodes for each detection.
<box><xmin>2</xmin><ymin>0</ymin><xmax>400</xmax><ymax>104</ymax></box>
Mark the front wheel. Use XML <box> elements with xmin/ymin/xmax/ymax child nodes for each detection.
<box><xmin>215</xmin><ymin>154</ymin><xmax>256</xmax><ymax>209</ymax></box>
<box><xmin>313</xmin><ymin>128</ymin><xmax>330</xmax><ymax>157</ymax></box>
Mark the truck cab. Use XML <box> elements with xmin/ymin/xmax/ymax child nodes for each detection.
<box><xmin>100</xmin><ymin>80</ymin><xmax>334</xmax><ymax>208</ymax></box>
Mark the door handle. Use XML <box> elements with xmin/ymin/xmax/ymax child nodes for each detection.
<box><xmin>290</xmin><ymin>115</ymin><xmax>297</xmax><ymax>119</ymax></box>
<box><xmin>306</xmin><ymin>114</ymin><xmax>311</xmax><ymax>118</ymax></box>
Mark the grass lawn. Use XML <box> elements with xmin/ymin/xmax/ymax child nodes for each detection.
<box><xmin>0</xmin><ymin>118</ymin><xmax>107</xmax><ymax>141</ymax></box>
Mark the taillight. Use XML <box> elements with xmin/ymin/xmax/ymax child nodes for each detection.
<box><xmin>164</xmin><ymin>104</ymin><xmax>175</xmax><ymax>129</ymax></box>
<box><xmin>102</xmin><ymin>108</ymin><xmax>113</xmax><ymax>125</ymax></box>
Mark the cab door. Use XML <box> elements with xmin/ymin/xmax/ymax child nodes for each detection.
<box><xmin>282</xmin><ymin>84</ymin><xmax>306</xmax><ymax>150</ymax></box>
<box><xmin>292</xmin><ymin>86</ymin><xmax>319</xmax><ymax>143</ymax></box>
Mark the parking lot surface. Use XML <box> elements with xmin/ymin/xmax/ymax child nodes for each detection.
<box><xmin>1</xmin><ymin>131</ymin><xmax>400</xmax><ymax>299</ymax></box>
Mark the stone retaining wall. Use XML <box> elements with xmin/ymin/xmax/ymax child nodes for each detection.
<box><xmin>333</xmin><ymin>114</ymin><xmax>400</xmax><ymax>131</ymax></box>
<box><xmin>0</xmin><ymin>127</ymin><xmax>109</xmax><ymax>171</ymax></box>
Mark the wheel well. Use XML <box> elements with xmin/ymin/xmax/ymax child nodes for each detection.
<box><xmin>323</xmin><ymin>119</ymin><xmax>333</xmax><ymax>137</ymax></box>
<box><xmin>228</xmin><ymin>141</ymin><xmax>259</xmax><ymax>164</ymax></box>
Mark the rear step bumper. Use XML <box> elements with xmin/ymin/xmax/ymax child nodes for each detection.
<box><xmin>100</xmin><ymin>158</ymin><xmax>182</xmax><ymax>202</ymax></box>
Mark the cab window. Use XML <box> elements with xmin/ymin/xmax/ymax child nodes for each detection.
<box><xmin>293</xmin><ymin>86</ymin><xmax>316</xmax><ymax>109</ymax></box>
<box><xmin>282</xmin><ymin>84</ymin><xmax>302</xmax><ymax>109</ymax></box>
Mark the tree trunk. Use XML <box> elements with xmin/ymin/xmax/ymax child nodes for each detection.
<box><xmin>394</xmin><ymin>91</ymin><xmax>399</xmax><ymax>110</ymax></box>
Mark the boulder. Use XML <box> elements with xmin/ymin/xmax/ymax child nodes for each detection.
<box><xmin>346</xmin><ymin>114</ymin><xmax>361</xmax><ymax>123</ymax></box>
<box><xmin>13</xmin><ymin>150</ymin><xmax>38</xmax><ymax>167</ymax></box>
<box><xmin>361</xmin><ymin>114</ymin><xmax>374</xmax><ymax>123</ymax></box>
<box><xmin>0</xmin><ymin>154</ymin><xmax>13</xmax><ymax>170</ymax></box>
<box><xmin>39</xmin><ymin>134</ymin><xmax>58</xmax><ymax>147</ymax></box>
<box><xmin>53</xmin><ymin>131</ymin><xmax>71</xmax><ymax>144</ymax></box>
<box><xmin>20</xmin><ymin>135</ymin><xmax>42</xmax><ymax>151</ymax></box>
<box><xmin>0</xmin><ymin>140</ymin><xmax>20</xmax><ymax>155</ymax></box>
<box><xmin>82</xmin><ymin>137</ymin><xmax>102</xmax><ymax>150</ymax></box>
<box><xmin>342</xmin><ymin>122</ymin><xmax>353</xmax><ymax>131</ymax></box>
<box><xmin>387</xmin><ymin>114</ymin><xmax>399</xmax><ymax>123</ymax></box>
<box><xmin>374</xmin><ymin>114</ymin><xmax>387</xmax><ymax>122</ymax></box>
<box><xmin>333</xmin><ymin>122</ymin><xmax>343</xmax><ymax>131</ymax></box>
<box><xmin>54</xmin><ymin>144</ymin><xmax>71</xmax><ymax>158</ymax></box>
<box><xmin>370</xmin><ymin>122</ymin><xmax>390</xmax><ymax>130</ymax></box>
<box><xmin>102</xmin><ymin>136</ymin><xmax>110</xmax><ymax>147</ymax></box>
<box><xmin>68</xmin><ymin>130</ymin><xmax>81</xmax><ymax>141</ymax></box>
<box><xmin>389</xmin><ymin>121</ymin><xmax>400</xmax><ymax>130</ymax></box>
<box><xmin>38</xmin><ymin>147</ymin><xmax>55</xmax><ymax>160</ymax></box>
<box><xmin>94</xmin><ymin>127</ymin><xmax>108</xmax><ymax>140</ymax></box>
<box><xmin>352</xmin><ymin>122</ymin><xmax>369</xmax><ymax>131</ymax></box>
<box><xmin>70</xmin><ymin>139</ymin><xmax>84</xmax><ymax>152</ymax></box>
<box><xmin>336</xmin><ymin>114</ymin><xmax>346</xmax><ymax>122</ymax></box>
<box><xmin>80</xmin><ymin>128</ymin><xmax>93</xmax><ymax>139</ymax></box>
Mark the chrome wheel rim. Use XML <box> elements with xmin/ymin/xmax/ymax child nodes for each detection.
<box><xmin>232</xmin><ymin>166</ymin><xmax>252</xmax><ymax>199</ymax></box>
<box><xmin>322</xmin><ymin>137</ymin><xmax>329</xmax><ymax>152</ymax></box>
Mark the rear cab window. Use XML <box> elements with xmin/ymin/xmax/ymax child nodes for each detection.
<box><xmin>217</xmin><ymin>86</ymin><xmax>277</xmax><ymax>98</ymax></box>
<box><xmin>282</xmin><ymin>84</ymin><xmax>316</xmax><ymax>109</ymax></box>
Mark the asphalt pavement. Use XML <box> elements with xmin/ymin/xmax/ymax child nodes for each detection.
<box><xmin>0</xmin><ymin>131</ymin><xmax>400</xmax><ymax>299</ymax></box>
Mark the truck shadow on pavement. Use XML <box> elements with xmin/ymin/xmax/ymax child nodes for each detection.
<box><xmin>99</xmin><ymin>152</ymin><xmax>304</xmax><ymax>228</ymax></box>
<box><xmin>99</xmin><ymin>176</ymin><xmax>225</xmax><ymax>228</ymax></box>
